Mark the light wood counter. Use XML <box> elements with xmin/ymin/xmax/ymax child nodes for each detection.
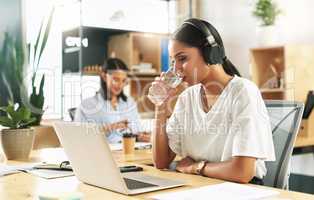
<box><xmin>1</xmin><ymin>148</ymin><xmax>314</xmax><ymax>200</ymax></box>
<box><xmin>295</xmin><ymin>136</ymin><xmax>314</xmax><ymax>148</ymax></box>
<box><xmin>36</xmin><ymin>119</ymin><xmax>314</xmax><ymax>150</ymax></box>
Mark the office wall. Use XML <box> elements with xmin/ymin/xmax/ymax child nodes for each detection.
<box><xmin>81</xmin><ymin>0</ymin><xmax>169</xmax><ymax>33</ymax></box>
<box><xmin>199</xmin><ymin>0</ymin><xmax>314</xmax><ymax>78</ymax></box>
<box><xmin>0</xmin><ymin>0</ymin><xmax>23</xmax><ymax>44</ymax></box>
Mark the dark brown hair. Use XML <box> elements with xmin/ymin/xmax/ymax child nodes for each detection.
<box><xmin>100</xmin><ymin>58</ymin><xmax>129</xmax><ymax>102</ymax></box>
<box><xmin>172</xmin><ymin>18</ymin><xmax>241</xmax><ymax>77</ymax></box>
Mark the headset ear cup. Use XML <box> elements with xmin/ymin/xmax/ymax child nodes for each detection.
<box><xmin>202</xmin><ymin>45</ymin><xmax>211</xmax><ymax>64</ymax></box>
<box><xmin>209</xmin><ymin>46</ymin><xmax>224</xmax><ymax>64</ymax></box>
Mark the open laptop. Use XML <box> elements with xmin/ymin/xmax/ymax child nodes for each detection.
<box><xmin>53</xmin><ymin>122</ymin><xmax>185</xmax><ymax>195</ymax></box>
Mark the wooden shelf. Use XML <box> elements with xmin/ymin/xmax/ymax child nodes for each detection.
<box><xmin>251</xmin><ymin>45</ymin><xmax>314</xmax><ymax>102</ymax></box>
<box><xmin>128</xmin><ymin>72</ymin><xmax>160</xmax><ymax>77</ymax></box>
<box><xmin>260</xmin><ymin>88</ymin><xmax>285</xmax><ymax>93</ymax></box>
<box><xmin>250</xmin><ymin>46</ymin><xmax>284</xmax><ymax>52</ymax></box>
<box><xmin>251</xmin><ymin>45</ymin><xmax>314</xmax><ymax>147</ymax></box>
<box><xmin>107</xmin><ymin>32</ymin><xmax>168</xmax><ymax>113</ymax></box>
<box><xmin>82</xmin><ymin>71</ymin><xmax>100</xmax><ymax>76</ymax></box>
<box><xmin>295</xmin><ymin>136</ymin><xmax>314</xmax><ymax>148</ymax></box>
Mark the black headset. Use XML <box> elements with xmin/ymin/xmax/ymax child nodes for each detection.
<box><xmin>182</xmin><ymin>18</ymin><xmax>225</xmax><ymax>65</ymax></box>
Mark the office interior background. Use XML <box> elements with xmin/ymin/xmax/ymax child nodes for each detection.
<box><xmin>1</xmin><ymin>0</ymin><xmax>314</xmax><ymax>195</ymax></box>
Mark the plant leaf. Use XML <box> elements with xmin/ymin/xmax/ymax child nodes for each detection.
<box><xmin>6</xmin><ymin>103</ymin><xmax>17</xmax><ymax>120</ymax></box>
<box><xmin>33</xmin><ymin>17</ymin><xmax>45</xmax><ymax>70</ymax></box>
<box><xmin>19</xmin><ymin>117</ymin><xmax>36</xmax><ymax>129</ymax></box>
<box><xmin>17</xmin><ymin>106</ymin><xmax>32</xmax><ymax>120</ymax></box>
<box><xmin>36</xmin><ymin>6</ymin><xmax>55</xmax><ymax>69</ymax></box>
<box><xmin>0</xmin><ymin>116</ymin><xmax>15</xmax><ymax>128</ymax></box>
<box><xmin>0</xmin><ymin>106</ymin><xmax>8</xmax><ymax>112</ymax></box>
<box><xmin>39</xmin><ymin>74</ymin><xmax>45</xmax><ymax>96</ymax></box>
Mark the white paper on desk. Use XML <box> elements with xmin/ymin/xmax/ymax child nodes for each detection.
<box><xmin>26</xmin><ymin>169</ymin><xmax>74</xmax><ymax>179</ymax></box>
<box><xmin>0</xmin><ymin>164</ymin><xmax>20</xmax><ymax>176</ymax></box>
<box><xmin>0</xmin><ymin>164</ymin><xmax>36</xmax><ymax>176</ymax></box>
<box><xmin>151</xmin><ymin>182</ymin><xmax>280</xmax><ymax>200</ymax></box>
<box><xmin>109</xmin><ymin>142</ymin><xmax>151</xmax><ymax>151</ymax></box>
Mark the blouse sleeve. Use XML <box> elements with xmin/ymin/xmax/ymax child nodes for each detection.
<box><xmin>74</xmin><ymin>105</ymin><xmax>88</xmax><ymax>122</ymax></box>
<box><xmin>166</xmin><ymin>95</ymin><xmax>185</xmax><ymax>156</ymax></box>
<box><xmin>231</xmin><ymin>85</ymin><xmax>276</xmax><ymax>161</ymax></box>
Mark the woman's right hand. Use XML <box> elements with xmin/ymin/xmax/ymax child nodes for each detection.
<box><xmin>148</xmin><ymin>74</ymin><xmax>178</xmax><ymax>117</ymax></box>
<box><xmin>148</xmin><ymin>73</ymin><xmax>177</xmax><ymax>107</ymax></box>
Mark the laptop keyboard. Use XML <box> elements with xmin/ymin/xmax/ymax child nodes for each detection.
<box><xmin>123</xmin><ymin>178</ymin><xmax>157</xmax><ymax>190</ymax></box>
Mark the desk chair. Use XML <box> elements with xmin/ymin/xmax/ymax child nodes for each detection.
<box><xmin>264</xmin><ymin>100</ymin><xmax>304</xmax><ymax>189</ymax></box>
<box><xmin>68</xmin><ymin>108</ymin><xmax>77</xmax><ymax>121</ymax></box>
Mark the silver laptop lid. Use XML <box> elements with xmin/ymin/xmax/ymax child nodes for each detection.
<box><xmin>53</xmin><ymin>122</ymin><xmax>128</xmax><ymax>194</ymax></box>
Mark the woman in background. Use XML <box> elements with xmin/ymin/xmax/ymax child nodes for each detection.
<box><xmin>75</xmin><ymin>58</ymin><xmax>150</xmax><ymax>143</ymax></box>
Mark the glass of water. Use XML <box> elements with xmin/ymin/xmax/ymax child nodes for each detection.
<box><xmin>147</xmin><ymin>67</ymin><xmax>182</xmax><ymax>106</ymax></box>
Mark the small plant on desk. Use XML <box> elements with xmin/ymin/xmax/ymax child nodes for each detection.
<box><xmin>0</xmin><ymin>102</ymin><xmax>36</xmax><ymax>160</ymax></box>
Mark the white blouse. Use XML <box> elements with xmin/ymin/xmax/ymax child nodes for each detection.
<box><xmin>166</xmin><ymin>75</ymin><xmax>275</xmax><ymax>179</ymax></box>
<box><xmin>75</xmin><ymin>93</ymin><xmax>142</xmax><ymax>143</ymax></box>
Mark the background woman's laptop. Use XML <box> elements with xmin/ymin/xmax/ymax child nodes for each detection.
<box><xmin>53</xmin><ymin>122</ymin><xmax>185</xmax><ymax>195</ymax></box>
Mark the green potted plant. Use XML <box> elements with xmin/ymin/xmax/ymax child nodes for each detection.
<box><xmin>0</xmin><ymin>7</ymin><xmax>55</xmax><ymax>153</ymax></box>
<box><xmin>0</xmin><ymin>29</ymin><xmax>33</xmax><ymax>159</ymax></box>
<box><xmin>28</xmin><ymin>6</ymin><xmax>55</xmax><ymax>126</ymax></box>
<box><xmin>0</xmin><ymin>102</ymin><xmax>36</xmax><ymax>160</ymax></box>
<box><xmin>253</xmin><ymin>0</ymin><xmax>281</xmax><ymax>26</ymax></box>
<box><xmin>252</xmin><ymin>0</ymin><xmax>281</xmax><ymax>45</ymax></box>
<box><xmin>25</xmin><ymin>7</ymin><xmax>55</xmax><ymax>149</ymax></box>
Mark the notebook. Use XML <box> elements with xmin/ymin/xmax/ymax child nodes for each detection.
<box><xmin>151</xmin><ymin>182</ymin><xmax>279</xmax><ymax>200</ymax></box>
<box><xmin>0</xmin><ymin>164</ymin><xmax>36</xmax><ymax>176</ymax></box>
<box><xmin>27</xmin><ymin>169</ymin><xmax>74</xmax><ymax>179</ymax></box>
<box><xmin>25</xmin><ymin>161</ymin><xmax>74</xmax><ymax>179</ymax></box>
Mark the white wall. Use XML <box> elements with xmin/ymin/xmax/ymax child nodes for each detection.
<box><xmin>200</xmin><ymin>0</ymin><xmax>314</xmax><ymax>78</ymax></box>
<box><xmin>82</xmin><ymin>0</ymin><xmax>169</xmax><ymax>33</ymax></box>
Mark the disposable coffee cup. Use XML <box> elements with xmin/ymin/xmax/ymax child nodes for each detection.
<box><xmin>122</xmin><ymin>133</ymin><xmax>136</xmax><ymax>154</ymax></box>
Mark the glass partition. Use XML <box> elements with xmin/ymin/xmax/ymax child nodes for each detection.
<box><xmin>25</xmin><ymin>0</ymin><xmax>195</xmax><ymax>120</ymax></box>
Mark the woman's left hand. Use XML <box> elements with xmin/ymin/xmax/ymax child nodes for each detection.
<box><xmin>175</xmin><ymin>157</ymin><xmax>196</xmax><ymax>174</ymax></box>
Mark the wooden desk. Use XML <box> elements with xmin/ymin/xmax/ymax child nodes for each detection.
<box><xmin>37</xmin><ymin>119</ymin><xmax>314</xmax><ymax>149</ymax></box>
<box><xmin>1</xmin><ymin>148</ymin><xmax>314</xmax><ymax>200</ymax></box>
<box><xmin>295</xmin><ymin>136</ymin><xmax>314</xmax><ymax>148</ymax></box>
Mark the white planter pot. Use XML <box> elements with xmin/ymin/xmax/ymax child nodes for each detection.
<box><xmin>256</xmin><ymin>25</ymin><xmax>278</xmax><ymax>46</ymax></box>
<box><xmin>1</xmin><ymin>128</ymin><xmax>35</xmax><ymax>160</ymax></box>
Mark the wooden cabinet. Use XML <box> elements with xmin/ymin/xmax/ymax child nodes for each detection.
<box><xmin>108</xmin><ymin>32</ymin><xmax>166</xmax><ymax>74</ymax></box>
<box><xmin>250</xmin><ymin>45</ymin><xmax>314</xmax><ymax>143</ymax></box>
<box><xmin>250</xmin><ymin>45</ymin><xmax>314</xmax><ymax>102</ymax></box>
<box><xmin>108</xmin><ymin>32</ymin><xmax>169</xmax><ymax>113</ymax></box>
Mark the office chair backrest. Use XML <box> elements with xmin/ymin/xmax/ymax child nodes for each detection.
<box><xmin>263</xmin><ymin>100</ymin><xmax>304</xmax><ymax>189</ymax></box>
<box><xmin>68</xmin><ymin>108</ymin><xmax>77</xmax><ymax>121</ymax></box>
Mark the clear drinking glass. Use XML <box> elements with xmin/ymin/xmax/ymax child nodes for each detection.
<box><xmin>147</xmin><ymin>67</ymin><xmax>182</xmax><ymax>106</ymax></box>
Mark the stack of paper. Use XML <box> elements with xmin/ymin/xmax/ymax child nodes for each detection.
<box><xmin>0</xmin><ymin>164</ymin><xmax>35</xmax><ymax>176</ymax></box>
<box><xmin>151</xmin><ymin>182</ymin><xmax>280</xmax><ymax>200</ymax></box>
<box><xmin>0</xmin><ymin>163</ymin><xmax>74</xmax><ymax>179</ymax></box>
<box><xmin>0</xmin><ymin>164</ymin><xmax>20</xmax><ymax>176</ymax></box>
